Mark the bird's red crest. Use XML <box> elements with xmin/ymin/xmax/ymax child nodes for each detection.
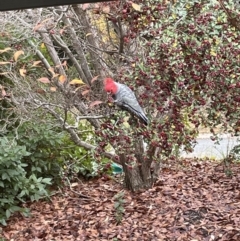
<box><xmin>104</xmin><ymin>78</ymin><xmax>118</xmax><ymax>94</ymax></box>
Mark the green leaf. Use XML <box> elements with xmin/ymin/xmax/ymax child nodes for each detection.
<box><xmin>114</xmin><ymin>202</ymin><xmax>120</xmax><ymax>208</ymax></box>
<box><xmin>2</xmin><ymin>173</ymin><xmax>9</xmax><ymax>180</ymax></box>
<box><xmin>41</xmin><ymin>178</ymin><xmax>52</xmax><ymax>185</ymax></box>
<box><xmin>5</xmin><ymin>209</ymin><xmax>11</xmax><ymax>219</ymax></box>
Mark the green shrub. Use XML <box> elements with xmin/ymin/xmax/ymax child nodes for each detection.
<box><xmin>0</xmin><ymin>137</ymin><xmax>51</xmax><ymax>225</ymax></box>
<box><xmin>16</xmin><ymin>122</ymin><xmax>65</xmax><ymax>181</ymax></box>
<box><xmin>230</xmin><ymin>140</ymin><xmax>240</xmax><ymax>162</ymax></box>
<box><xmin>0</xmin><ymin>119</ymin><xmax>112</xmax><ymax>225</ymax></box>
<box><xmin>60</xmin><ymin>137</ymin><xmax>111</xmax><ymax>179</ymax></box>
<box><xmin>0</xmin><ymin>121</ymin><xmax>67</xmax><ymax>225</ymax></box>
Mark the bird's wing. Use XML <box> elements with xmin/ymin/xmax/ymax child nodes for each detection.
<box><xmin>121</xmin><ymin>96</ymin><xmax>148</xmax><ymax>125</ymax></box>
<box><xmin>121</xmin><ymin>96</ymin><xmax>142</xmax><ymax>113</ymax></box>
<box><xmin>114</xmin><ymin>83</ymin><xmax>148</xmax><ymax>125</ymax></box>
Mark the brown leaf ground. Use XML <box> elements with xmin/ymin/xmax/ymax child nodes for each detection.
<box><xmin>1</xmin><ymin>159</ymin><xmax>240</xmax><ymax>241</ymax></box>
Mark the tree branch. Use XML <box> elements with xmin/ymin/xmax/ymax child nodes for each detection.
<box><xmin>51</xmin><ymin>34</ymin><xmax>90</xmax><ymax>85</ymax></box>
<box><xmin>54</xmin><ymin>6</ymin><xmax>93</xmax><ymax>85</ymax></box>
<box><xmin>73</xmin><ymin>4</ymin><xmax>105</xmax><ymax>77</ymax></box>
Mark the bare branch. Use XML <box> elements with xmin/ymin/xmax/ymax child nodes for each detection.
<box><xmin>73</xmin><ymin>4</ymin><xmax>105</xmax><ymax>77</ymax></box>
<box><xmin>54</xmin><ymin>6</ymin><xmax>93</xmax><ymax>84</ymax></box>
<box><xmin>117</xmin><ymin>17</ymin><xmax>124</xmax><ymax>54</ymax></box>
<box><xmin>28</xmin><ymin>40</ymin><xmax>51</xmax><ymax>71</ymax></box>
<box><xmin>51</xmin><ymin>34</ymin><xmax>90</xmax><ymax>85</ymax></box>
<box><xmin>38</xmin><ymin>30</ymin><xmax>66</xmax><ymax>76</ymax></box>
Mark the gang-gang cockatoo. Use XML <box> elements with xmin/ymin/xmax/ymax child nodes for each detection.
<box><xmin>104</xmin><ymin>78</ymin><xmax>148</xmax><ymax>125</ymax></box>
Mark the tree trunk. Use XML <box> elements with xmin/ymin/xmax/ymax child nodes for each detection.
<box><xmin>119</xmin><ymin>153</ymin><xmax>155</xmax><ymax>192</ymax></box>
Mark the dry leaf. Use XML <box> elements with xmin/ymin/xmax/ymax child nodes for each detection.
<box><xmin>0</xmin><ymin>61</ymin><xmax>11</xmax><ymax>65</ymax></box>
<box><xmin>48</xmin><ymin>67</ymin><xmax>59</xmax><ymax>78</ymax></box>
<box><xmin>59</xmin><ymin>26</ymin><xmax>68</xmax><ymax>35</ymax></box>
<box><xmin>82</xmin><ymin>3</ymin><xmax>90</xmax><ymax>10</ymax></box>
<box><xmin>86</xmin><ymin>33</ymin><xmax>92</xmax><ymax>37</ymax></box>
<box><xmin>89</xmin><ymin>100</ymin><xmax>103</xmax><ymax>108</ymax></box>
<box><xmin>0</xmin><ymin>47</ymin><xmax>11</xmax><ymax>54</ymax></box>
<box><xmin>102</xmin><ymin>6</ymin><xmax>110</xmax><ymax>13</ymax></box>
<box><xmin>59</xmin><ymin>75</ymin><xmax>67</xmax><ymax>83</ymax></box>
<box><xmin>70</xmin><ymin>183</ymin><xmax>78</xmax><ymax>187</ymax></box>
<box><xmin>14</xmin><ymin>50</ymin><xmax>24</xmax><ymax>61</ymax></box>
<box><xmin>0</xmin><ymin>72</ymin><xmax>10</xmax><ymax>75</ymax></box>
<box><xmin>32</xmin><ymin>61</ymin><xmax>42</xmax><ymax>67</ymax></box>
<box><xmin>38</xmin><ymin>77</ymin><xmax>51</xmax><ymax>84</ymax></box>
<box><xmin>69</xmin><ymin>78</ymin><xmax>84</xmax><ymax>85</ymax></box>
<box><xmin>62</xmin><ymin>60</ymin><xmax>67</xmax><ymax>67</ymax></box>
<box><xmin>1</xmin><ymin>88</ymin><xmax>6</xmax><ymax>97</ymax></box>
<box><xmin>34</xmin><ymin>18</ymin><xmax>53</xmax><ymax>31</ymax></box>
<box><xmin>19</xmin><ymin>68</ymin><xmax>26</xmax><ymax>77</ymax></box>
<box><xmin>91</xmin><ymin>76</ymin><xmax>99</xmax><ymax>83</ymax></box>
<box><xmin>33</xmin><ymin>23</ymin><xmax>43</xmax><ymax>32</ymax></box>
<box><xmin>132</xmin><ymin>2</ymin><xmax>142</xmax><ymax>12</ymax></box>
<box><xmin>48</xmin><ymin>67</ymin><xmax>55</xmax><ymax>76</ymax></box>
<box><xmin>35</xmin><ymin>88</ymin><xmax>46</xmax><ymax>94</ymax></box>
<box><xmin>50</xmin><ymin>87</ymin><xmax>57</xmax><ymax>92</ymax></box>
<box><xmin>82</xmin><ymin>89</ymin><xmax>90</xmax><ymax>96</ymax></box>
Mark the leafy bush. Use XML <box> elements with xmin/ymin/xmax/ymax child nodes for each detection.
<box><xmin>0</xmin><ymin>137</ymin><xmax>51</xmax><ymax>225</ymax></box>
<box><xmin>16</xmin><ymin>121</ymin><xmax>65</xmax><ymax>181</ymax></box>
<box><xmin>0</xmin><ymin>119</ymin><xmax>69</xmax><ymax>225</ymax></box>
<box><xmin>0</xmin><ymin>118</ymin><xmax>112</xmax><ymax>225</ymax></box>
<box><xmin>230</xmin><ymin>140</ymin><xmax>240</xmax><ymax>161</ymax></box>
<box><xmin>61</xmin><ymin>146</ymin><xmax>111</xmax><ymax>179</ymax></box>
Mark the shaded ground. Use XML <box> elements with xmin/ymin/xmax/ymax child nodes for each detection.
<box><xmin>1</xmin><ymin>159</ymin><xmax>240</xmax><ymax>241</ymax></box>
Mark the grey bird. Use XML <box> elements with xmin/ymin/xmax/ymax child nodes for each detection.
<box><xmin>104</xmin><ymin>78</ymin><xmax>148</xmax><ymax>125</ymax></box>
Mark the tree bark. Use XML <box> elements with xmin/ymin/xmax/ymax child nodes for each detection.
<box><xmin>120</xmin><ymin>153</ymin><xmax>154</xmax><ymax>192</ymax></box>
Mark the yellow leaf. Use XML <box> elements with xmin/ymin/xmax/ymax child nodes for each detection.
<box><xmin>14</xmin><ymin>50</ymin><xmax>24</xmax><ymax>61</ymax></box>
<box><xmin>41</xmin><ymin>43</ymin><xmax>45</xmax><ymax>49</ymax></box>
<box><xmin>123</xmin><ymin>117</ymin><xmax>130</xmax><ymax>128</ymax></box>
<box><xmin>19</xmin><ymin>68</ymin><xmax>26</xmax><ymax>77</ymax></box>
<box><xmin>210</xmin><ymin>50</ymin><xmax>217</xmax><ymax>57</ymax></box>
<box><xmin>59</xmin><ymin>75</ymin><xmax>66</xmax><ymax>83</ymax></box>
<box><xmin>132</xmin><ymin>3</ymin><xmax>141</xmax><ymax>12</ymax></box>
<box><xmin>69</xmin><ymin>78</ymin><xmax>84</xmax><ymax>85</ymax></box>
<box><xmin>215</xmin><ymin>38</ymin><xmax>220</xmax><ymax>46</ymax></box>
<box><xmin>123</xmin><ymin>121</ymin><xmax>130</xmax><ymax>128</ymax></box>
<box><xmin>0</xmin><ymin>47</ymin><xmax>11</xmax><ymax>54</ymax></box>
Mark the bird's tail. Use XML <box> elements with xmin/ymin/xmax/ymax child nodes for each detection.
<box><xmin>138</xmin><ymin>112</ymin><xmax>148</xmax><ymax>125</ymax></box>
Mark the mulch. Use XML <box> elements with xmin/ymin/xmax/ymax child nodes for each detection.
<box><xmin>1</xmin><ymin>159</ymin><xmax>240</xmax><ymax>241</ymax></box>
